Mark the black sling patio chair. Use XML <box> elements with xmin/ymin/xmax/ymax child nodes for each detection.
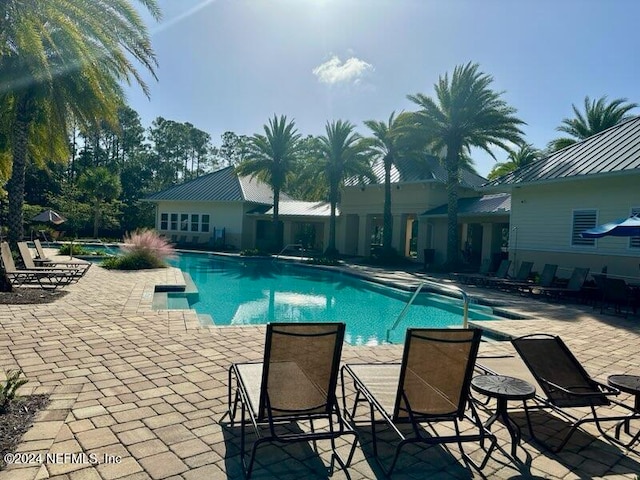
<box><xmin>341</xmin><ymin>328</ymin><xmax>496</xmax><ymax>476</ymax></box>
<box><xmin>226</xmin><ymin>322</ymin><xmax>358</xmax><ymax>479</ymax></box>
<box><xmin>512</xmin><ymin>334</ymin><xmax>640</xmax><ymax>452</ymax></box>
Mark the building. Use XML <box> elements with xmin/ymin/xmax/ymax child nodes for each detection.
<box><xmin>484</xmin><ymin>116</ymin><xmax>640</xmax><ymax>278</ymax></box>
<box><xmin>144</xmin><ymin>166</ymin><xmax>333</xmax><ymax>252</ymax></box>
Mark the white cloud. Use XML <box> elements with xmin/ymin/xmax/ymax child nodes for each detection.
<box><xmin>312</xmin><ymin>56</ymin><xmax>374</xmax><ymax>85</ymax></box>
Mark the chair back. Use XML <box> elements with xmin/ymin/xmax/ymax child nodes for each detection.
<box><xmin>33</xmin><ymin>239</ymin><xmax>47</xmax><ymax>259</ymax></box>
<box><xmin>259</xmin><ymin>322</ymin><xmax>345</xmax><ymax>421</ymax></box>
<box><xmin>0</xmin><ymin>242</ymin><xmax>17</xmax><ymax>272</ymax></box>
<box><xmin>514</xmin><ymin>261</ymin><xmax>533</xmax><ymax>281</ymax></box>
<box><xmin>17</xmin><ymin>242</ymin><xmax>36</xmax><ymax>269</ymax></box>
<box><xmin>495</xmin><ymin>260</ymin><xmax>511</xmax><ymax>279</ymax></box>
<box><xmin>603</xmin><ymin>277</ymin><xmax>631</xmax><ymax>303</ymax></box>
<box><xmin>394</xmin><ymin>328</ymin><xmax>481</xmax><ymax>421</ymax></box>
<box><xmin>566</xmin><ymin>267</ymin><xmax>590</xmax><ymax>291</ymax></box>
<box><xmin>538</xmin><ymin>264</ymin><xmax>558</xmax><ymax>287</ymax></box>
<box><xmin>512</xmin><ymin>334</ymin><xmax>609</xmax><ymax>408</ymax></box>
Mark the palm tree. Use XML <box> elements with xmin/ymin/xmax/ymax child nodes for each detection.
<box><xmin>548</xmin><ymin>96</ymin><xmax>638</xmax><ymax>151</ymax></box>
<box><xmin>487</xmin><ymin>143</ymin><xmax>539</xmax><ymax>180</ymax></box>
<box><xmin>236</xmin><ymin>115</ymin><xmax>301</xmax><ymax>250</ymax></box>
<box><xmin>78</xmin><ymin>167</ymin><xmax>122</xmax><ymax>237</ymax></box>
<box><xmin>364</xmin><ymin>112</ymin><xmax>420</xmax><ymax>255</ymax></box>
<box><xmin>316</xmin><ymin>120</ymin><xmax>373</xmax><ymax>256</ymax></box>
<box><xmin>408</xmin><ymin>62</ymin><xmax>525</xmax><ymax>268</ymax></box>
<box><xmin>0</xmin><ymin>0</ymin><xmax>160</xmax><ymax>246</ymax></box>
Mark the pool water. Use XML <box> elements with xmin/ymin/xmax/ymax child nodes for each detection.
<box><xmin>169</xmin><ymin>253</ymin><xmax>498</xmax><ymax>345</ymax></box>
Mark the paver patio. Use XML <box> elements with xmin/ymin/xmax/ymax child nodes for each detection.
<box><xmin>1</xmin><ymin>252</ymin><xmax>640</xmax><ymax>479</ymax></box>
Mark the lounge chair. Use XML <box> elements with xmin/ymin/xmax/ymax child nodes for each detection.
<box><xmin>512</xmin><ymin>263</ymin><xmax>558</xmax><ymax>294</ymax></box>
<box><xmin>1</xmin><ymin>242</ymin><xmax>74</xmax><ymax>289</ymax></box>
<box><xmin>226</xmin><ymin>322</ymin><xmax>358</xmax><ymax>479</ymax></box>
<box><xmin>19</xmin><ymin>242</ymin><xmax>90</xmax><ymax>278</ymax></box>
<box><xmin>452</xmin><ymin>259</ymin><xmax>512</xmax><ymax>287</ymax></box>
<box><xmin>534</xmin><ymin>267</ymin><xmax>589</xmax><ymax>301</ymax></box>
<box><xmin>341</xmin><ymin>328</ymin><xmax>496</xmax><ymax>475</ymax></box>
<box><xmin>451</xmin><ymin>258</ymin><xmax>491</xmax><ymax>284</ymax></box>
<box><xmin>489</xmin><ymin>261</ymin><xmax>533</xmax><ymax>289</ymax></box>
<box><xmin>512</xmin><ymin>334</ymin><xmax>640</xmax><ymax>452</ymax></box>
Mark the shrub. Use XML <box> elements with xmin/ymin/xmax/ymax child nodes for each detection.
<box><xmin>1</xmin><ymin>370</ymin><xmax>28</xmax><ymax>414</ymax></box>
<box><xmin>102</xmin><ymin>230</ymin><xmax>175</xmax><ymax>270</ymax></box>
<box><xmin>59</xmin><ymin>244</ymin><xmax>90</xmax><ymax>256</ymax></box>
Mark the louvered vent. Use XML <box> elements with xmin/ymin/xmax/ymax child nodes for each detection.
<box><xmin>572</xmin><ymin>210</ymin><xmax>596</xmax><ymax>246</ymax></box>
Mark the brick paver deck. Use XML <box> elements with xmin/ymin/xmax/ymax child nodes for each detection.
<box><xmin>2</xmin><ymin>253</ymin><xmax>640</xmax><ymax>479</ymax></box>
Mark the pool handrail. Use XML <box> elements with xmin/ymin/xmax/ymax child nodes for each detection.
<box><xmin>273</xmin><ymin>243</ymin><xmax>305</xmax><ymax>261</ymax></box>
<box><xmin>385</xmin><ymin>280</ymin><xmax>472</xmax><ymax>343</ymax></box>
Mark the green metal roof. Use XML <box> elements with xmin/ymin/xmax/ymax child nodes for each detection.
<box><xmin>145</xmin><ymin>166</ymin><xmax>292</xmax><ymax>203</ymax></box>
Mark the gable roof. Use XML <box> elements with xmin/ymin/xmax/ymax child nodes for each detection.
<box><xmin>145</xmin><ymin>166</ymin><xmax>292</xmax><ymax>203</ymax></box>
<box><xmin>485</xmin><ymin>116</ymin><xmax>640</xmax><ymax>190</ymax></box>
<box><xmin>345</xmin><ymin>155</ymin><xmax>486</xmax><ymax>190</ymax></box>
<box><xmin>420</xmin><ymin>193</ymin><xmax>511</xmax><ymax>217</ymax></box>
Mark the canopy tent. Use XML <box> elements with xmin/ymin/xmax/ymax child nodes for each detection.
<box><xmin>581</xmin><ymin>215</ymin><xmax>640</xmax><ymax>239</ymax></box>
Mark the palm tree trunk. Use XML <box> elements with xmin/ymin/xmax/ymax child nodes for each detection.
<box><xmin>383</xmin><ymin>157</ymin><xmax>393</xmax><ymax>252</ymax></box>
<box><xmin>445</xmin><ymin>146</ymin><xmax>461</xmax><ymax>269</ymax></box>
<box><xmin>327</xmin><ymin>182</ymin><xmax>338</xmax><ymax>255</ymax></box>
<box><xmin>7</xmin><ymin>98</ymin><xmax>31</xmax><ymax>247</ymax></box>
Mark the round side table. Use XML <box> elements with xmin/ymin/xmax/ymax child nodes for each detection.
<box><xmin>471</xmin><ymin>374</ymin><xmax>536</xmax><ymax>457</ymax></box>
<box><xmin>608</xmin><ymin>374</ymin><xmax>640</xmax><ymax>446</ymax></box>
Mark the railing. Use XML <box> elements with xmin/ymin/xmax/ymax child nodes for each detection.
<box><xmin>385</xmin><ymin>279</ymin><xmax>472</xmax><ymax>343</ymax></box>
<box><xmin>273</xmin><ymin>243</ymin><xmax>305</xmax><ymax>261</ymax></box>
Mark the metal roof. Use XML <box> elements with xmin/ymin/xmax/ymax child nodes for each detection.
<box><xmin>420</xmin><ymin>193</ymin><xmax>511</xmax><ymax>217</ymax></box>
<box><xmin>247</xmin><ymin>201</ymin><xmax>334</xmax><ymax>217</ymax></box>
<box><xmin>145</xmin><ymin>166</ymin><xmax>292</xmax><ymax>203</ymax></box>
<box><xmin>485</xmin><ymin>116</ymin><xmax>640</xmax><ymax>189</ymax></box>
<box><xmin>345</xmin><ymin>155</ymin><xmax>486</xmax><ymax>190</ymax></box>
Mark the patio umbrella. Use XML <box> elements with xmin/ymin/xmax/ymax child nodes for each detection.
<box><xmin>581</xmin><ymin>215</ymin><xmax>640</xmax><ymax>238</ymax></box>
<box><xmin>31</xmin><ymin>209</ymin><xmax>66</xmax><ymax>225</ymax></box>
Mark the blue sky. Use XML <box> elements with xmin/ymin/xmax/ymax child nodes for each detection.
<box><xmin>126</xmin><ymin>0</ymin><xmax>640</xmax><ymax>177</ymax></box>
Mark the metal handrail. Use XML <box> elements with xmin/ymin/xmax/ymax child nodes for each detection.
<box><xmin>273</xmin><ymin>243</ymin><xmax>304</xmax><ymax>261</ymax></box>
<box><xmin>385</xmin><ymin>279</ymin><xmax>472</xmax><ymax>343</ymax></box>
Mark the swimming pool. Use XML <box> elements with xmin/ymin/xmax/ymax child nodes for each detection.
<box><xmin>168</xmin><ymin>253</ymin><xmax>498</xmax><ymax>345</ymax></box>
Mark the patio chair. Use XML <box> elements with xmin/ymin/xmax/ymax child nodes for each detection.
<box><xmin>534</xmin><ymin>267</ymin><xmax>589</xmax><ymax>301</ymax></box>
<box><xmin>18</xmin><ymin>242</ymin><xmax>90</xmax><ymax>279</ymax></box>
<box><xmin>489</xmin><ymin>261</ymin><xmax>534</xmax><ymax>289</ymax></box>
<box><xmin>226</xmin><ymin>322</ymin><xmax>358</xmax><ymax>479</ymax></box>
<box><xmin>451</xmin><ymin>258</ymin><xmax>491</xmax><ymax>284</ymax></box>
<box><xmin>511</xmin><ymin>263</ymin><xmax>558</xmax><ymax>294</ymax></box>
<box><xmin>341</xmin><ymin>328</ymin><xmax>496</xmax><ymax>476</ymax></box>
<box><xmin>512</xmin><ymin>334</ymin><xmax>640</xmax><ymax>452</ymax></box>
<box><xmin>598</xmin><ymin>277</ymin><xmax>636</xmax><ymax>317</ymax></box>
<box><xmin>1</xmin><ymin>242</ymin><xmax>74</xmax><ymax>289</ymax></box>
<box><xmin>453</xmin><ymin>259</ymin><xmax>512</xmax><ymax>287</ymax></box>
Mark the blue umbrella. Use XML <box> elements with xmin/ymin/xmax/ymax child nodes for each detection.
<box><xmin>581</xmin><ymin>215</ymin><xmax>640</xmax><ymax>238</ymax></box>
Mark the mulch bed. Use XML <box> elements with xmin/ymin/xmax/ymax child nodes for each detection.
<box><xmin>0</xmin><ymin>395</ymin><xmax>50</xmax><ymax>470</ymax></box>
<box><xmin>0</xmin><ymin>288</ymin><xmax>68</xmax><ymax>304</ymax></box>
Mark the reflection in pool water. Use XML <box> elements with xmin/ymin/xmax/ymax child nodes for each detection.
<box><xmin>169</xmin><ymin>253</ymin><xmax>498</xmax><ymax>345</ymax></box>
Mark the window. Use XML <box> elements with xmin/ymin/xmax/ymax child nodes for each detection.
<box><xmin>170</xmin><ymin>213</ymin><xmax>178</xmax><ymax>231</ymax></box>
<box><xmin>631</xmin><ymin>207</ymin><xmax>640</xmax><ymax>249</ymax></box>
<box><xmin>180</xmin><ymin>214</ymin><xmax>189</xmax><ymax>231</ymax></box>
<box><xmin>160</xmin><ymin>213</ymin><xmax>168</xmax><ymax>230</ymax></box>
<box><xmin>201</xmin><ymin>214</ymin><xmax>210</xmax><ymax>233</ymax></box>
<box><xmin>191</xmin><ymin>214</ymin><xmax>199</xmax><ymax>232</ymax></box>
<box><xmin>572</xmin><ymin>209</ymin><xmax>597</xmax><ymax>246</ymax></box>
